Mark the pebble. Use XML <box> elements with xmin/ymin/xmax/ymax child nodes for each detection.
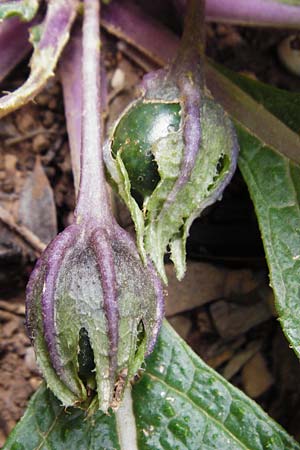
<box><xmin>17</xmin><ymin>111</ymin><xmax>36</xmax><ymax>133</ymax></box>
<box><xmin>111</xmin><ymin>67</ymin><xmax>125</xmax><ymax>90</ymax></box>
<box><xmin>32</xmin><ymin>134</ymin><xmax>50</xmax><ymax>153</ymax></box>
<box><xmin>42</xmin><ymin>110</ymin><xmax>55</xmax><ymax>127</ymax></box>
<box><xmin>278</xmin><ymin>34</ymin><xmax>300</xmax><ymax>76</ymax></box>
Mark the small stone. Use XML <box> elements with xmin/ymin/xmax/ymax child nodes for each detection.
<box><xmin>242</xmin><ymin>352</ymin><xmax>273</xmax><ymax>398</ymax></box>
<box><xmin>42</xmin><ymin>111</ymin><xmax>55</xmax><ymax>127</ymax></box>
<box><xmin>32</xmin><ymin>134</ymin><xmax>50</xmax><ymax>153</ymax></box>
<box><xmin>111</xmin><ymin>68</ymin><xmax>125</xmax><ymax>90</ymax></box>
<box><xmin>4</xmin><ymin>154</ymin><xmax>17</xmax><ymax>172</ymax></box>
<box><xmin>29</xmin><ymin>377</ymin><xmax>42</xmax><ymax>390</ymax></box>
<box><xmin>24</xmin><ymin>347</ymin><xmax>38</xmax><ymax>372</ymax></box>
<box><xmin>17</xmin><ymin>111</ymin><xmax>36</xmax><ymax>133</ymax></box>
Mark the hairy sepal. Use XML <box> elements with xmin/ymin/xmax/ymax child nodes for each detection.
<box><xmin>26</xmin><ymin>220</ymin><xmax>163</xmax><ymax>412</ymax></box>
<box><xmin>106</xmin><ymin>95</ymin><xmax>238</xmax><ymax>282</ymax></box>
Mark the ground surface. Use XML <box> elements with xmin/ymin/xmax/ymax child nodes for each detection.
<box><xmin>1</xmin><ymin>14</ymin><xmax>300</xmax><ymax>447</ymax></box>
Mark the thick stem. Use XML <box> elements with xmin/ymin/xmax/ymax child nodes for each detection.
<box><xmin>75</xmin><ymin>0</ymin><xmax>112</xmax><ymax>225</ymax></box>
<box><xmin>206</xmin><ymin>0</ymin><xmax>300</xmax><ymax>28</ymax></box>
<box><xmin>163</xmin><ymin>0</ymin><xmax>205</xmax><ymax>213</ymax></box>
<box><xmin>173</xmin><ymin>0</ymin><xmax>205</xmax><ymax>74</ymax></box>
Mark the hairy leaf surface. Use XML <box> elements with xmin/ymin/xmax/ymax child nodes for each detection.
<box><xmin>4</xmin><ymin>323</ymin><xmax>299</xmax><ymax>450</ymax></box>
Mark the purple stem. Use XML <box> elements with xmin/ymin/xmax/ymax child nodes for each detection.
<box><xmin>0</xmin><ymin>18</ymin><xmax>31</xmax><ymax>84</ymax></box>
<box><xmin>163</xmin><ymin>0</ymin><xmax>204</xmax><ymax>209</ymax></box>
<box><xmin>102</xmin><ymin>1</ymin><xmax>179</xmax><ymax>67</ymax></box>
<box><xmin>205</xmin><ymin>0</ymin><xmax>300</xmax><ymax>28</ymax></box>
<box><xmin>172</xmin><ymin>0</ymin><xmax>205</xmax><ymax>75</ymax></box>
<box><xmin>60</xmin><ymin>25</ymin><xmax>108</xmax><ymax>198</ymax></box>
<box><xmin>169</xmin><ymin>0</ymin><xmax>300</xmax><ymax>28</ymax></box>
<box><xmin>75</xmin><ymin>0</ymin><xmax>113</xmax><ymax>226</ymax></box>
<box><xmin>102</xmin><ymin>0</ymin><xmax>177</xmax><ymax>66</ymax></box>
<box><xmin>59</xmin><ymin>24</ymin><xmax>82</xmax><ymax>195</ymax></box>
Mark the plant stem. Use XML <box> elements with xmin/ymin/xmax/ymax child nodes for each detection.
<box><xmin>206</xmin><ymin>0</ymin><xmax>300</xmax><ymax>28</ymax></box>
<box><xmin>163</xmin><ymin>0</ymin><xmax>205</xmax><ymax>209</ymax></box>
<box><xmin>173</xmin><ymin>0</ymin><xmax>205</xmax><ymax>76</ymax></box>
<box><xmin>75</xmin><ymin>0</ymin><xmax>112</xmax><ymax>225</ymax></box>
<box><xmin>167</xmin><ymin>0</ymin><xmax>205</xmax><ymax>97</ymax></box>
<box><xmin>115</xmin><ymin>387</ymin><xmax>138</xmax><ymax>450</ymax></box>
<box><xmin>59</xmin><ymin>25</ymin><xmax>82</xmax><ymax>195</ymax></box>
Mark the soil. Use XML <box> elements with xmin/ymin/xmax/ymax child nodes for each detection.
<box><xmin>1</xmin><ymin>11</ymin><xmax>300</xmax><ymax>448</ymax></box>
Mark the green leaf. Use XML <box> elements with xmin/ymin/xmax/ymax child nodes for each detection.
<box><xmin>273</xmin><ymin>0</ymin><xmax>300</xmax><ymax>5</ymax></box>
<box><xmin>238</xmin><ymin>128</ymin><xmax>300</xmax><ymax>357</ymax></box>
<box><xmin>215</xmin><ymin>67</ymin><xmax>300</xmax><ymax>358</ymax></box>
<box><xmin>3</xmin><ymin>384</ymin><xmax>120</xmax><ymax>450</ymax></box>
<box><xmin>0</xmin><ymin>0</ymin><xmax>78</xmax><ymax>119</ymax></box>
<box><xmin>4</xmin><ymin>323</ymin><xmax>299</xmax><ymax>450</ymax></box>
<box><xmin>0</xmin><ymin>0</ymin><xmax>39</xmax><ymax>21</ymax></box>
<box><xmin>207</xmin><ymin>63</ymin><xmax>300</xmax><ymax>166</ymax></box>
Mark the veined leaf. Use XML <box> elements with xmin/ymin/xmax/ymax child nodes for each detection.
<box><xmin>0</xmin><ymin>0</ymin><xmax>39</xmax><ymax>21</ymax></box>
<box><xmin>217</xmin><ymin>69</ymin><xmax>300</xmax><ymax>358</ymax></box>
<box><xmin>238</xmin><ymin>127</ymin><xmax>300</xmax><ymax>357</ymax></box>
<box><xmin>3</xmin><ymin>323</ymin><xmax>299</xmax><ymax>450</ymax></box>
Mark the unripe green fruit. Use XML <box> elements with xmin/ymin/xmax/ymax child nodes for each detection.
<box><xmin>111</xmin><ymin>101</ymin><xmax>181</xmax><ymax>198</ymax></box>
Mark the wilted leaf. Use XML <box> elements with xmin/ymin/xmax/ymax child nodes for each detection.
<box><xmin>0</xmin><ymin>0</ymin><xmax>78</xmax><ymax>118</ymax></box>
<box><xmin>18</xmin><ymin>158</ymin><xmax>57</xmax><ymax>245</ymax></box>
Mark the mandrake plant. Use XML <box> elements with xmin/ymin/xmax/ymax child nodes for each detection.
<box><xmin>1</xmin><ymin>0</ymin><xmax>300</xmax><ymax>448</ymax></box>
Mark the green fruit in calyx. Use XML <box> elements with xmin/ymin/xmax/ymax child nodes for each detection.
<box><xmin>105</xmin><ymin>0</ymin><xmax>239</xmax><ymax>283</ymax></box>
<box><xmin>111</xmin><ymin>101</ymin><xmax>181</xmax><ymax>199</ymax></box>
